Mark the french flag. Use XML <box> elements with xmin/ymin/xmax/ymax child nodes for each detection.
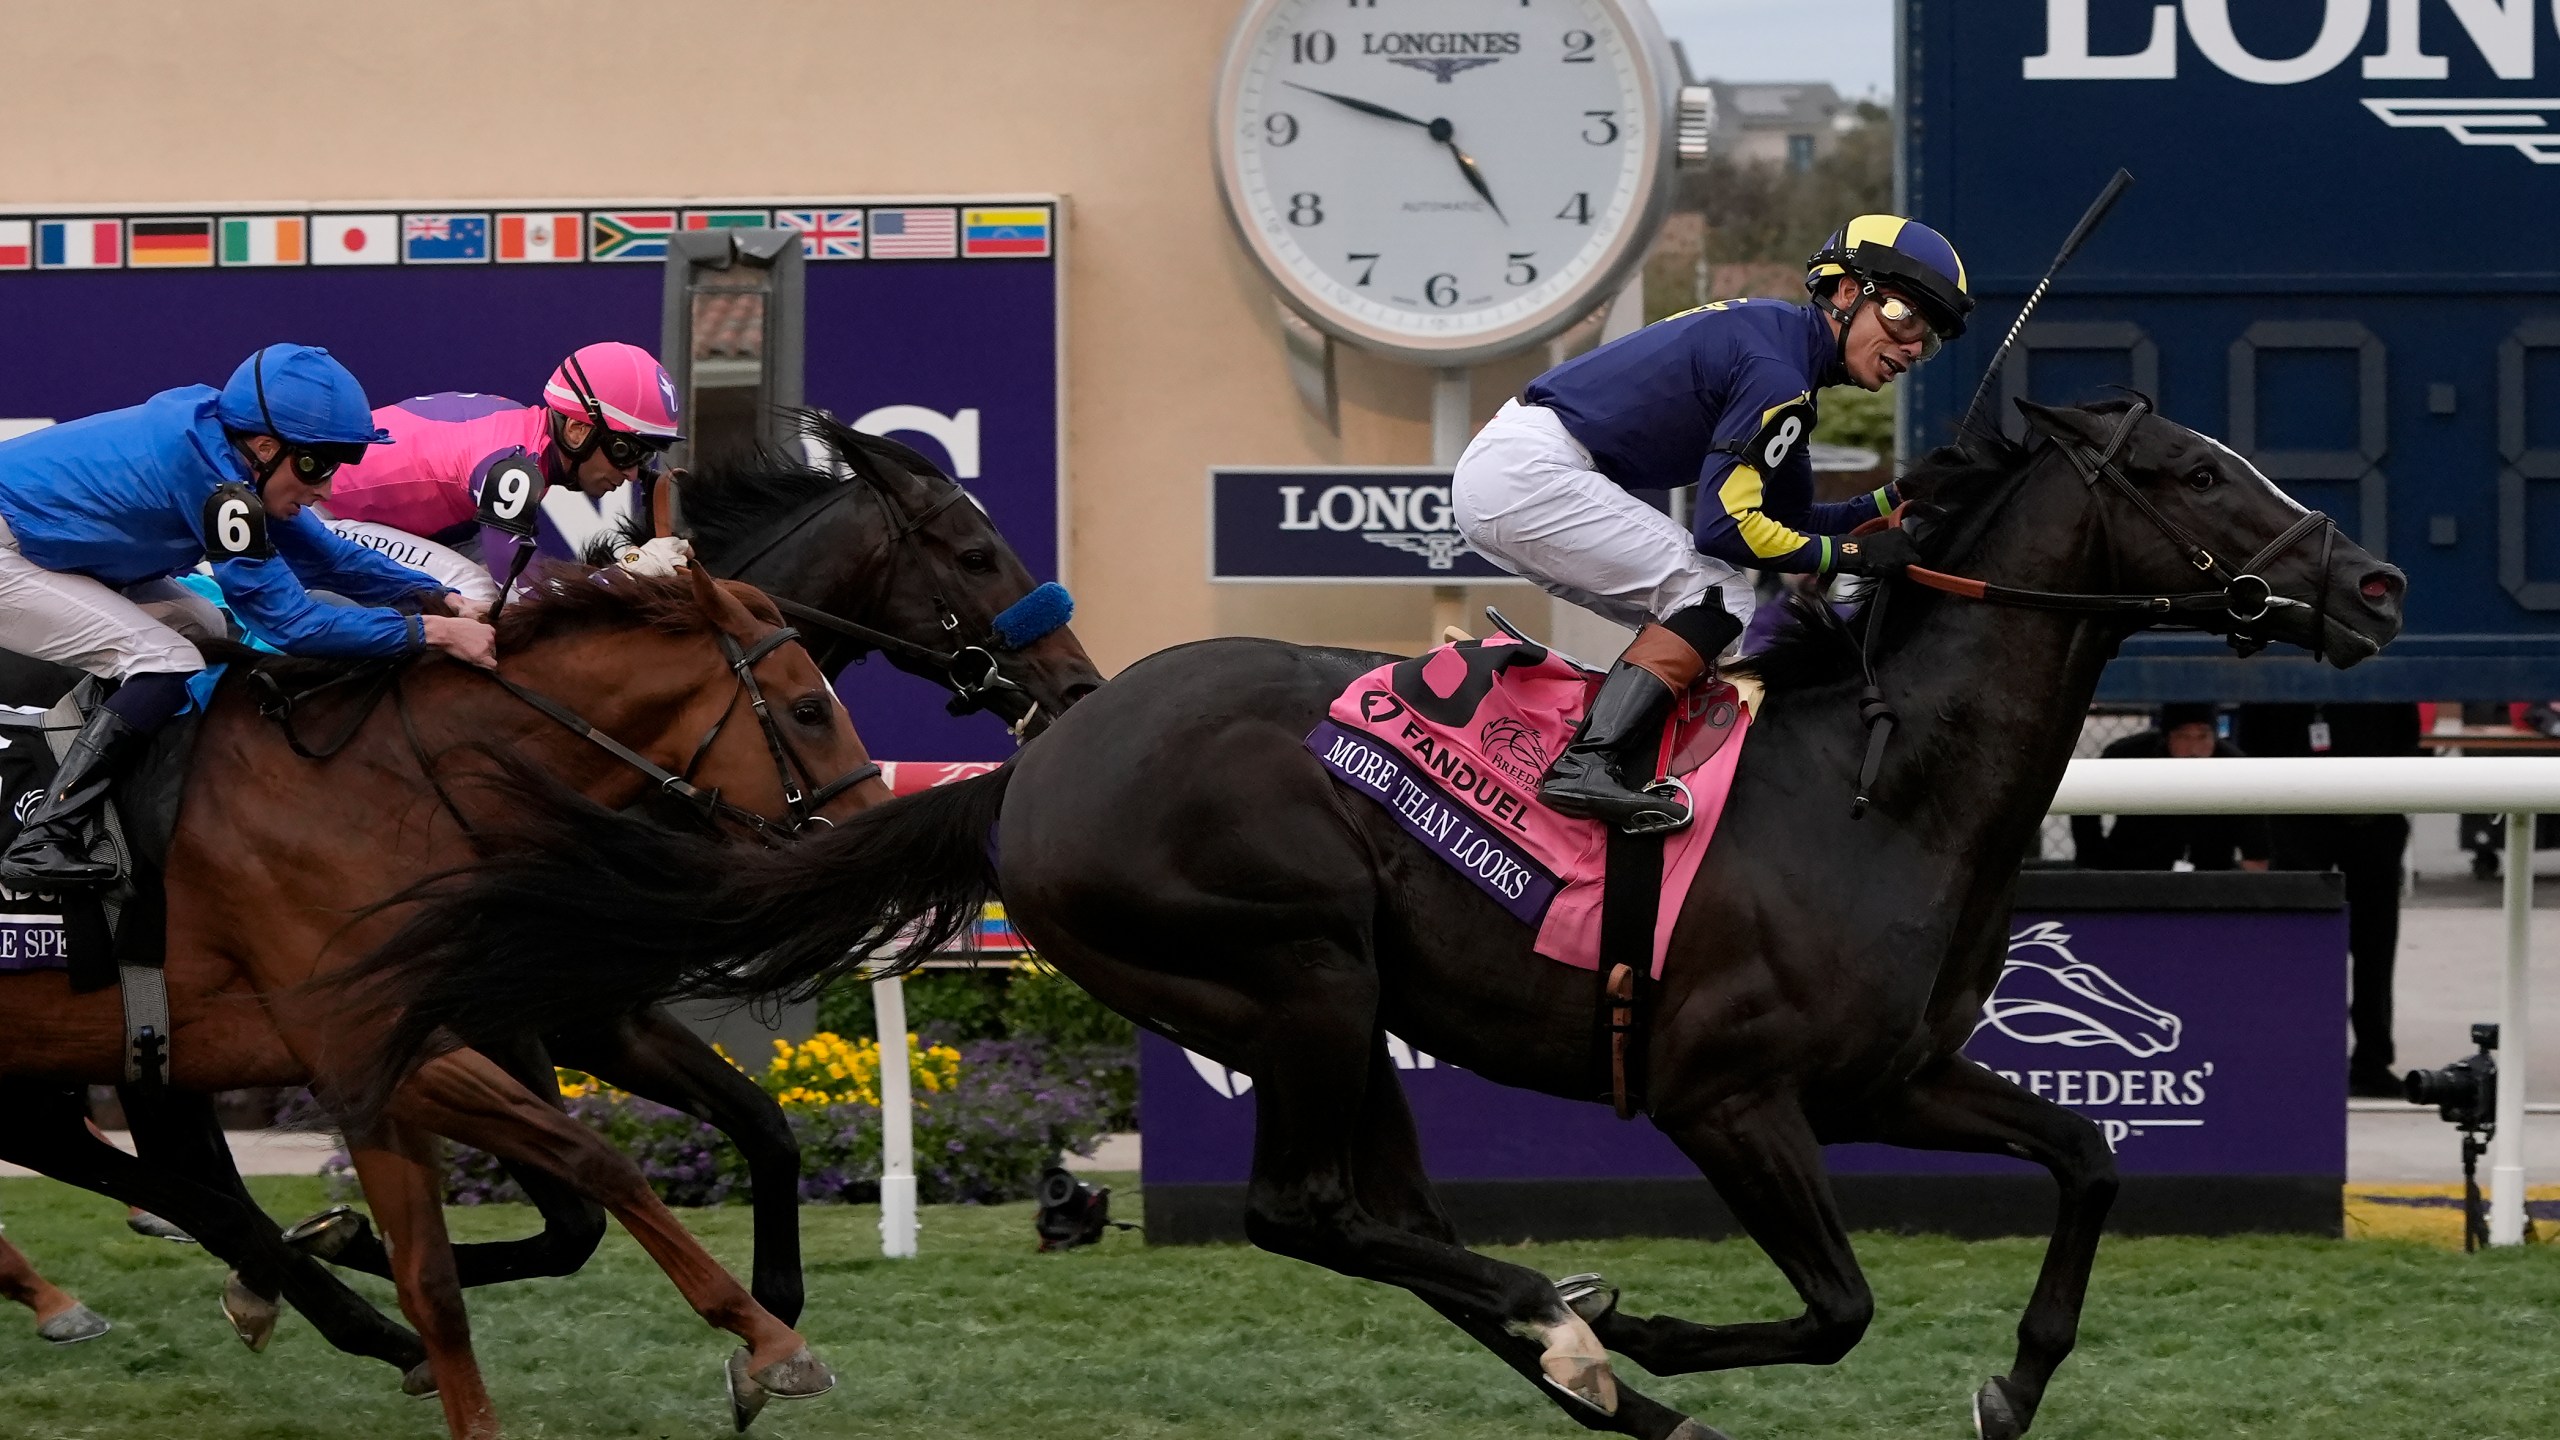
<box><xmin>38</xmin><ymin>220</ymin><xmax>120</xmax><ymax>269</ymax></box>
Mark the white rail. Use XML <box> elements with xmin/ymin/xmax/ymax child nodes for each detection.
<box><xmin>2051</xmin><ymin>755</ymin><xmax>2552</xmax><ymax>1245</ymax></box>
<box><xmin>874</xmin><ymin>976</ymin><xmax>918</xmax><ymax>1258</ymax></box>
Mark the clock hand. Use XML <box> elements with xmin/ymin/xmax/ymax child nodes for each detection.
<box><xmin>1445</xmin><ymin>140</ymin><xmax>1507</xmax><ymax>224</ymax></box>
<box><xmin>1282</xmin><ymin>81</ymin><xmax>1435</xmax><ymax>130</ymax></box>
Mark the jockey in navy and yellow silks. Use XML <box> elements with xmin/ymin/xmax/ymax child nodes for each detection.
<box><xmin>1451</xmin><ymin>214</ymin><xmax>1972</xmax><ymax>833</ymax></box>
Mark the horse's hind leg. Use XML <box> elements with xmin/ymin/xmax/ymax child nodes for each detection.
<box><xmin>1585</xmin><ymin>1098</ymin><xmax>1877</xmax><ymax>1378</ymax></box>
<box><xmin>1237</xmin><ymin>992</ymin><xmax>1629</xmax><ymax>1421</ymax></box>
<box><xmin>548</xmin><ymin>1005</ymin><xmax>806</xmax><ymax>1324</ymax></box>
<box><xmin>1868</xmin><ymin>1057</ymin><xmax>2117</xmax><ymax>1440</ymax></box>
<box><xmin>1344</xmin><ymin>1037</ymin><xmax>1726</xmax><ymax>1440</ymax></box>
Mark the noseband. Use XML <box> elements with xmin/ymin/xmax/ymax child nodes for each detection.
<box><xmin>657</xmin><ymin>459</ymin><xmax>1066</xmax><ymax>735</ymax></box>
<box><xmin>1842</xmin><ymin>400</ymin><xmax>2339</xmax><ymax>817</ymax></box>
<box><xmin>488</xmin><ymin>621</ymin><xmax>879</xmax><ymax>844</ymax></box>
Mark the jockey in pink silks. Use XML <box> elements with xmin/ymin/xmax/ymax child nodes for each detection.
<box><xmin>317</xmin><ymin>342</ymin><xmax>683</xmax><ymax>601</ymax></box>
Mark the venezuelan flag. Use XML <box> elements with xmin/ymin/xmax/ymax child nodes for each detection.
<box><xmin>962</xmin><ymin>207</ymin><xmax>1050</xmax><ymax>258</ymax></box>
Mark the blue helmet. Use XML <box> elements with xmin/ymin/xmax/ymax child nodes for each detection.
<box><xmin>215</xmin><ymin>344</ymin><xmax>394</xmax><ymax>451</ymax></box>
<box><xmin>1806</xmin><ymin>215</ymin><xmax>1975</xmax><ymax>338</ymax></box>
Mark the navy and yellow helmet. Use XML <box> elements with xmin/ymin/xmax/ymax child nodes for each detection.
<box><xmin>1806</xmin><ymin>215</ymin><xmax>1974</xmax><ymax>339</ymax></box>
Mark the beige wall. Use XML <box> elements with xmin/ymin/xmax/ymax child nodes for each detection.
<box><xmin>0</xmin><ymin>0</ymin><xmax>1569</xmax><ymax>672</ymax></box>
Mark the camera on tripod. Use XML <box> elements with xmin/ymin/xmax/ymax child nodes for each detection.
<box><xmin>2404</xmin><ymin>1022</ymin><xmax>2498</xmax><ymax>1128</ymax></box>
<box><xmin>2402</xmin><ymin>1023</ymin><xmax>2500</xmax><ymax>1251</ymax></box>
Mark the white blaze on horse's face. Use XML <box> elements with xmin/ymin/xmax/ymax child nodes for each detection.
<box><xmin>2198</xmin><ymin>432</ymin><xmax>2311</xmax><ymax>516</ymax></box>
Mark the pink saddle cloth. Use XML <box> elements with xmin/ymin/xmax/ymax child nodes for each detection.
<box><xmin>1307</xmin><ymin>632</ymin><xmax>1748</xmax><ymax>976</ymax></box>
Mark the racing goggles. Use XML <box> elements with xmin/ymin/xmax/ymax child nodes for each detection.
<box><xmin>1872</xmin><ymin>292</ymin><xmax>1944</xmax><ymax>359</ymax></box>
<box><xmin>591</xmin><ymin>426</ymin><xmax>674</xmax><ymax>473</ymax></box>
<box><xmin>282</xmin><ymin>441</ymin><xmax>368</xmax><ymax>484</ymax></box>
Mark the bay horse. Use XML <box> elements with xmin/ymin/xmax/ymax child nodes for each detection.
<box><xmin>0</xmin><ymin>562</ymin><xmax>885</xmax><ymax>1440</ymax></box>
<box><xmin>341</xmin><ymin>401</ymin><xmax>2406</xmax><ymax>1440</ymax></box>
<box><xmin>218</xmin><ymin>411</ymin><xmax>1104</xmax><ymax>1329</ymax></box>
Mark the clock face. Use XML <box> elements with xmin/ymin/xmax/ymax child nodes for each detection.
<box><xmin>1215</xmin><ymin>0</ymin><xmax>1671</xmax><ymax>363</ymax></box>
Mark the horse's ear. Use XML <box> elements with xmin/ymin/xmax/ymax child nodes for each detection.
<box><xmin>2012</xmin><ymin>397</ymin><xmax>2089</xmax><ymax>445</ymax></box>
<box><xmin>686</xmin><ymin>560</ymin><xmax>756</xmax><ymax>637</ymax></box>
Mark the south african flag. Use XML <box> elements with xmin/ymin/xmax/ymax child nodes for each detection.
<box><xmin>589</xmin><ymin>211</ymin><xmax>676</xmax><ymax>262</ymax></box>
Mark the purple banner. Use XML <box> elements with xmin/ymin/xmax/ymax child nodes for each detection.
<box><xmin>1308</xmin><ymin>719</ymin><xmax>1558</xmax><ymax>925</ymax></box>
<box><xmin>0</xmin><ymin>912</ymin><xmax>69</xmax><ymax>971</ymax></box>
<box><xmin>1141</xmin><ymin>903</ymin><xmax>2347</xmax><ymax>1185</ymax></box>
<box><xmin>0</xmin><ymin>232</ymin><xmax>1057</xmax><ymax>761</ymax></box>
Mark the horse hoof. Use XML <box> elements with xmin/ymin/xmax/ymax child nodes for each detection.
<box><xmin>37</xmin><ymin>1303</ymin><xmax>111</xmax><ymax>1345</ymax></box>
<box><xmin>220</xmin><ymin>1272</ymin><xmax>278</xmax><ymax>1353</ymax></box>
<box><xmin>724</xmin><ymin>1348</ymin><xmax>767</xmax><ymax>1431</ymax></box>
<box><xmin>1973</xmin><ymin>1376</ymin><xmax>2026</xmax><ymax>1440</ymax></box>
<box><xmin>751</xmin><ymin>1345</ymin><xmax>837</xmax><ymax>1400</ymax></box>
<box><xmin>282</xmin><ymin>1204</ymin><xmax>369</xmax><ymax>1264</ymax></box>
<box><xmin>403</xmin><ymin>1360</ymin><xmax>440</xmax><ymax>1398</ymax></box>
<box><xmin>1530</xmin><ymin>1311</ymin><xmax>1618</xmax><ymax>1418</ymax></box>
<box><xmin>125</xmin><ymin>1211</ymin><xmax>197</xmax><ymax>1244</ymax></box>
<box><xmin>1554</xmin><ymin>1271</ymin><xmax>1621</xmax><ymax>1324</ymax></box>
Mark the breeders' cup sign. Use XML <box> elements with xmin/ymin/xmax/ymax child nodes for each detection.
<box><xmin>1209</xmin><ymin>467</ymin><xmax>1522</xmax><ymax>583</ymax></box>
<box><xmin>1142</xmin><ymin>899</ymin><xmax>2345</xmax><ymax>1190</ymax></box>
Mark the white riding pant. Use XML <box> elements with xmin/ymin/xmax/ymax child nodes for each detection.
<box><xmin>1452</xmin><ymin>399</ymin><xmax>1753</xmax><ymax>634</ymax></box>
<box><xmin>0</xmin><ymin>514</ymin><xmax>221</xmax><ymax>679</ymax></box>
<box><xmin>317</xmin><ymin>517</ymin><xmax>500</xmax><ymax>604</ymax></box>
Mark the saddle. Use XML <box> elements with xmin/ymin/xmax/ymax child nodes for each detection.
<box><xmin>1308</xmin><ymin>610</ymin><xmax>1757</xmax><ymax>1118</ymax></box>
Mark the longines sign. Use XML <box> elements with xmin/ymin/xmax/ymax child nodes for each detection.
<box><xmin>1208</xmin><ymin>466</ymin><xmax>1524</xmax><ymax>583</ymax></box>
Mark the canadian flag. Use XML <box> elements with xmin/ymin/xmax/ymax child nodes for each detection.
<box><xmin>496</xmin><ymin>211</ymin><xmax>582</xmax><ymax>262</ymax></box>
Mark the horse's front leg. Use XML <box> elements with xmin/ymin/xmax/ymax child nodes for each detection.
<box><xmin>1867</xmin><ymin>1055</ymin><xmax>2118</xmax><ymax>1440</ymax></box>
<box><xmin>1583</xmin><ymin>1095</ymin><xmax>1876</xmax><ymax>1377</ymax></box>
<box><xmin>548</xmin><ymin>1004</ymin><xmax>806</xmax><ymax>1324</ymax></box>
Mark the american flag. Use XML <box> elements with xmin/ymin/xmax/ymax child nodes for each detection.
<box><xmin>776</xmin><ymin>209</ymin><xmax>864</xmax><ymax>259</ymax></box>
<box><xmin>866</xmin><ymin>207</ymin><xmax>956</xmax><ymax>259</ymax></box>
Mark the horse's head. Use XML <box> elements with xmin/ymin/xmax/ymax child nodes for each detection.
<box><xmin>2006</xmin><ymin>399</ymin><xmax>2404</xmax><ymax>665</ymax></box>
<box><xmin>740</xmin><ymin>413</ymin><xmax>1105</xmax><ymax>739</ymax></box>
<box><xmin>496</xmin><ymin>563</ymin><xmax>892</xmax><ymax>835</ymax></box>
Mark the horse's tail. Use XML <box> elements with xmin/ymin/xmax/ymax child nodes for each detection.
<box><xmin>335</xmin><ymin>755</ymin><xmax>1011</xmax><ymax>1115</ymax></box>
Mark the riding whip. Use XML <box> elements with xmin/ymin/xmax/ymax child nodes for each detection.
<box><xmin>1956</xmin><ymin>167</ymin><xmax>2134</xmax><ymax>439</ymax></box>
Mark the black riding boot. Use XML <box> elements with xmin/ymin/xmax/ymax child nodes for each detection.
<box><xmin>0</xmin><ymin>706</ymin><xmax>143</xmax><ymax>890</ymax></box>
<box><xmin>1538</xmin><ymin>604</ymin><xmax>1743</xmax><ymax>834</ymax></box>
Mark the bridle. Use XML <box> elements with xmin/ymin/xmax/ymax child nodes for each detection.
<box><xmin>648</xmin><ymin>460</ymin><xmax>1051</xmax><ymax>733</ymax></box>
<box><xmin>1841</xmin><ymin>400</ymin><xmax>2339</xmax><ymax>817</ymax></box>
<box><xmin>484</xmin><ymin>621</ymin><xmax>878</xmax><ymax>844</ymax></box>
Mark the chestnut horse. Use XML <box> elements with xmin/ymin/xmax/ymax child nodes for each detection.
<box><xmin>0</xmin><ymin>562</ymin><xmax>885</xmax><ymax>1440</ymax></box>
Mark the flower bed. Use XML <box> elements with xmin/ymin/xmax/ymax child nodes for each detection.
<box><xmin>411</xmin><ymin>1031</ymin><xmax>1109</xmax><ymax>1208</ymax></box>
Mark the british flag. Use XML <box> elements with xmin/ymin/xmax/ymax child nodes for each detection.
<box><xmin>775</xmin><ymin>209</ymin><xmax>864</xmax><ymax>260</ymax></box>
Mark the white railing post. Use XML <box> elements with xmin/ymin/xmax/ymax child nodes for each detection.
<box><xmin>2491</xmin><ymin>812</ymin><xmax>2534</xmax><ymax>1246</ymax></box>
<box><xmin>873</xmin><ymin>975</ymin><xmax>918</xmax><ymax>1258</ymax></box>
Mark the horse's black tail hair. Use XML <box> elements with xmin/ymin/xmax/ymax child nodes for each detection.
<box><xmin>331</xmin><ymin>752</ymin><xmax>1010</xmax><ymax>1118</ymax></box>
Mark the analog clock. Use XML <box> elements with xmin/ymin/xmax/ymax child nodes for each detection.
<box><xmin>1213</xmin><ymin>0</ymin><xmax>1679</xmax><ymax>366</ymax></box>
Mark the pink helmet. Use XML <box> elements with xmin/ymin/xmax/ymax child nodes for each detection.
<box><xmin>543</xmin><ymin>342</ymin><xmax>682</xmax><ymax>440</ymax></box>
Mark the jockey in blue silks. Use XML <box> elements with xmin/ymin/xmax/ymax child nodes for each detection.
<box><xmin>0</xmin><ymin>343</ymin><xmax>497</xmax><ymax>890</ymax></box>
<box><xmin>1452</xmin><ymin>215</ymin><xmax>1974</xmax><ymax>833</ymax></box>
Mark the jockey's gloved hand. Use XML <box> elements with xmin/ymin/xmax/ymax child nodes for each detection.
<box><xmin>1828</xmin><ymin>528</ymin><xmax>1922</xmax><ymax>577</ymax></box>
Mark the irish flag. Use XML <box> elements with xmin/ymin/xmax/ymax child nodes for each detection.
<box><xmin>220</xmin><ymin>216</ymin><xmax>306</xmax><ymax>266</ymax></box>
<box><xmin>37</xmin><ymin>220</ymin><xmax>120</xmax><ymax>269</ymax></box>
<box><xmin>495</xmin><ymin>212</ymin><xmax>581</xmax><ymax>262</ymax></box>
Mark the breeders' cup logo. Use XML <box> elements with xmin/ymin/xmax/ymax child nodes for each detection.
<box><xmin>1278</xmin><ymin>483</ymin><xmax>1478</xmax><ymax>571</ymax></box>
<box><xmin>1975</xmin><ymin>922</ymin><xmax>2184</xmax><ymax>1058</ymax></box>
<box><xmin>1364</xmin><ymin>30</ymin><xmax>1519</xmax><ymax>82</ymax></box>
<box><xmin>11</xmin><ymin>790</ymin><xmax>41</xmax><ymax>826</ymax></box>
<box><xmin>1478</xmin><ymin>715</ymin><xmax>1548</xmax><ymax>786</ymax></box>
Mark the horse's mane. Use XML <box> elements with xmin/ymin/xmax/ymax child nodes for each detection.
<box><xmin>625</xmin><ymin>409</ymin><xmax>955</xmax><ymax>561</ymax></box>
<box><xmin>490</xmin><ymin>563</ymin><xmax>779</xmax><ymax>651</ymax></box>
<box><xmin>1728</xmin><ymin>422</ymin><xmax>2040</xmax><ymax>692</ymax></box>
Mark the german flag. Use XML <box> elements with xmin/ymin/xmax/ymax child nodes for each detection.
<box><xmin>128</xmin><ymin>217</ymin><xmax>214</xmax><ymax>267</ymax></box>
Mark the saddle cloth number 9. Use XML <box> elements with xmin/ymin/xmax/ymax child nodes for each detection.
<box><xmin>477</xmin><ymin>454</ymin><xmax>543</xmax><ymax>540</ymax></box>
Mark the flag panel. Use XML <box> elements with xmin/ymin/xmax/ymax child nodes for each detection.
<box><xmin>311</xmin><ymin>214</ymin><xmax>399</xmax><ymax>266</ymax></box>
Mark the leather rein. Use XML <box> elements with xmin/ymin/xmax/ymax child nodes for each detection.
<box><xmin>1841</xmin><ymin>400</ymin><xmax>2338</xmax><ymax>817</ymax></box>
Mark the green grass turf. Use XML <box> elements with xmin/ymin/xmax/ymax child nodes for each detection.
<box><xmin>0</xmin><ymin>1173</ymin><xmax>2551</xmax><ymax>1439</ymax></box>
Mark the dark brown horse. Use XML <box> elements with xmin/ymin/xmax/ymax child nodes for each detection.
<box><xmin>0</xmin><ymin>562</ymin><xmax>884</xmax><ymax>1440</ymax></box>
<box><xmin>339</xmin><ymin>402</ymin><xmax>2404</xmax><ymax>1440</ymax></box>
